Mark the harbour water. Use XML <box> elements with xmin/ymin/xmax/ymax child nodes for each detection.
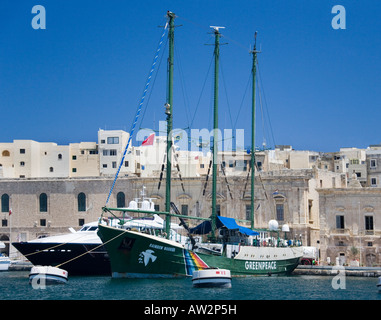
<box><xmin>0</xmin><ymin>271</ymin><xmax>379</xmax><ymax>300</ymax></box>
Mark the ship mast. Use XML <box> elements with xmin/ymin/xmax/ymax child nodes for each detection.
<box><xmin>165</xmin><ymin>11</ymin><xmax>175</xmax><ymax>238</ymax></box>
<box><xmin>210</xmin><ymin>26</ymin><xmax>224</xmax><ymax>241</ymax></box>
<box><xmin>250</xmin><ymin>32</ymin><xmax>259</xmax><ymax>230</ymax></box>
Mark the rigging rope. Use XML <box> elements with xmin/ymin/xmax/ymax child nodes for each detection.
<box><xmin>105</xmin><ymin>22</ymin><xmax>169</xmax><ymax>206</ymax></box>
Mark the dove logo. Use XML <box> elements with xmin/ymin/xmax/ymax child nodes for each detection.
<box><xmin>138</xmin><ymin>249</ymin><xmax>157</xmax><ymax>266</ymax></box>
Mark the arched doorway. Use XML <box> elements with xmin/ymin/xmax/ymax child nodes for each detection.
<box><xmin>0</xmin><ymin>235</ymin><xmax>9</xmax><ymax>256</ymax></box>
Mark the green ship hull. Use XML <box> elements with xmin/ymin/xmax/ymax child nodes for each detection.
<box><xmin>97</xmin><ymin>224</ymin><xmax>208</xmax><ymax>278</ymax></box>
<box><xmin>197</xmin><ymin>252</ymin><xmax>301</xmax><ymax>276</ymax></box>
<box><xmin>98</xmin><ymin>224</ymin><xmax>302</xmax><ymax>278</ymax></box>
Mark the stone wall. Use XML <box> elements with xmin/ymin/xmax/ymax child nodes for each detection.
<box><xmin>0</xmin><ymin>169</ymin><xmax>341</xmax><ymax>259</ymax></box>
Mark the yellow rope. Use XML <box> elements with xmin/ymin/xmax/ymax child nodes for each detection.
<box><xmin>55</xmin><ymin>225</ymin><xmax>129</xmax><ymax>269</ymax></box>
<box><xmin>23</xmin><ymin>233</ymin><xmax>89</xmax><ymax>257</ymax></box>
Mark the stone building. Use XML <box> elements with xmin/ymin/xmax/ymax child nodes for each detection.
<box><xmin>0</xmin><ymin>168</ymin><xmax>341</xmax><ymax>259</ymax></box>
<box><xmin>318</xmin><ymin>185</ymin><xmax>381</xmax><ymax>267</ymax></box>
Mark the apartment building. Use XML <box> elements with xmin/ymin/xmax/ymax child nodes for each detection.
<box><xmin>98</xmin><ymin>129</ymin><xmax>130</xmax><ymax>176</ymax></box>
<box><xmin>69</xmin><ymin>142</ymin><xmax>99</xmax><ymax>177</ymax></box>
<box><xmin>366</xmin><ymin>144</ymin><xmax>381</xmax><ymax>188</ymax></box>
<box><xmin>0</xmin><ymin>140</ymin><xmax>69</xmax><ymax>178</ymax></box>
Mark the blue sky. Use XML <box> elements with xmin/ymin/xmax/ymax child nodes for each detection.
<box><xmin>1</xmin><ymin>0</ymin><xmax>381</xmax><ymax>152</ymax></box>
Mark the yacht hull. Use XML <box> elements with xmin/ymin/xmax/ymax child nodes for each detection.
<box><xmin>12</xmin><ymin>242</ymin><xmax>110</xmax><ymax>276</ymax></box>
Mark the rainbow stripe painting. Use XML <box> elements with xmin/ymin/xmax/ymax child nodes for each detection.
<box><xmin>183</xmin><ymin>250</ymin><xmax>209</xmax><ymax>276</ymax></box>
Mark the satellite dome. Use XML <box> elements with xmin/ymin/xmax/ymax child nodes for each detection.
<box><xmin>268</xmin><ymin>220</ymin><xmax>279</xmax><ymax>231</ymax></box>
<box><xmin>282</xmin><ymin>224</ymin><xmax>290</xmax><ymax>232</ymax></box>
<box><xmin>128</xmin><ymin>201</ymin><xmax>138</xmax><ymax>209</ymax></box>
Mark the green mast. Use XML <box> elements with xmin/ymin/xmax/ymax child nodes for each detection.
<box><xmin>165</xmin><ymin>11</ymin><xmax>175</xmax><ymax>238</ymax></box>
<box><xmin>250</xmin><ymin>32</ymin><xmax>259</xmax><ymax>230</ymax></box>
<box><xmin>210</xmin><ymin>26</ymin><xmax>223</xmax><ymax>241</ymax></box>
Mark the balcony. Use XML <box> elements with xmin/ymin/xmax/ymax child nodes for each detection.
<box><xmin>330</xmin><ymin>228</ymin><xmax>351</xmax><ymax>236</ymax></box>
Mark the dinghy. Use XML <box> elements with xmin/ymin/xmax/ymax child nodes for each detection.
<box><xmin>29</xmin><ymin>266</ymin><xmax>68</xmax><ymax>285</ymax></box>
<box><xmin>192</xmin><ymin>268</ymin><xmax>232</xmax><ymax>288</ymax></box>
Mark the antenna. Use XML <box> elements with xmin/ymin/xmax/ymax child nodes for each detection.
<box><xmin>210</xmin><ymin>26</ymin><xmax>225</xmax><ymax>32</ymax></box>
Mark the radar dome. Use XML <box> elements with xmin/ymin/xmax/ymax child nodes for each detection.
<box><xmin>141</xmin><ymin>200</ymin><xmax>150</xmax><ymax>211</ymax></box>
<box><xmin>282</xmin><ymin>224</ymin><xmax>290</xmax><ymax>232</ymax></box>
<box><xmin>128</xmin><ymin>201</ymin><xmax>138</xmax><ymax>209</ymax></box>
<box><xmin>268</xmin><ymin>220</ymin><xmax>279</xmax><ymax>231</ymax></box>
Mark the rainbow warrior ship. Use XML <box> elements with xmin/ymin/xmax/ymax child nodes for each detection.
<box><xmin>97</xmin><ymin>11</ymin><xmax>303</xmax><ymax>278</ymax></box>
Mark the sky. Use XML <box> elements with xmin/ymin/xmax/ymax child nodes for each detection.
<box><xmin>1</xmin><ymin>0</ymin><xmax>381</xmax><ymax>152</ymax></box>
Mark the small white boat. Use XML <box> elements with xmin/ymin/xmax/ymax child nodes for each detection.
<box><xmin>377</xmin><ymin>276</ymin><xmax>381</xmax><ymax>293</ymax></box>
<box><xmin>29</xmin><ymin>266</ymin><xmax>68</xmax><ymax>285</ymax></box>
<box><xmin>0</xmin><ymin>253</ymin><xmax>11</xmax><ymax>271</ymax></box>
<box><xmin>192</xmin><ymin>268</ymin><xmax>232</xmax><ymax>288</ymax></box>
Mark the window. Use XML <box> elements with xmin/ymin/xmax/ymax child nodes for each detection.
<box><xmin>365</xmin><ymin>216</ymin><xmax>374</xmax><ymax>231</ymax></box>
<box><xmin>117</xmin><ymin>192</ymin><xmax>125</xmax><ymax>208</ymax></box>
<box><xmin>49</xmin><ymin>167</ymin><xmax>54</xmax><ymax>172</ymax></box>
<box><xmin>78</xmin><ymin>193</ymin><xmax>86</xmax><ymax>212</ymax></box>
<box><xmin>40</xmin><ymin>219</ymin><xmax>46</xmax><ymax>227</ymax></box>
<box><xmin>2</xmin><ymin>219</ymin><xmax>7</xmax><ymax>227</ymax></box>
<box><xmin>72</xmin><ymin>155</ymin><xmax>77</xmax><ymax>160</ymax></box>
<box><xmin>124</xmin><ymin>161</ymin><xmax>129</xmax><ymax>167</ymax></box>
<box><xmin>245</xmin><ymin>205</ymin><xmax>252</xmax><ymax>221</ymax></box>
<box><xmin>257</xmin><ymin>161</ymin><xmax>263</xmax><ymax>171</ymax></box>
<box><xmin>58</xmin><ymin>154</ymin><xmax>62</xmax><ymax>160</ymax></box>
<box><xmin>370</xmin><ymin>159</ymin><xmax>377</xmax><ymax>168</ymax></box>
<box><xmin>371</xmin><ymin>178</ymin><xmax>377</xmax><ymax>186</ymax></box>
<box><xmin>107</xmin><ymin>137</ymin><xmax>119</xmax><ymax>144</ymax></box>
<box><xmin>2</xmin><ymin>150</ymin><xmax>10</xmax><ymax>157</ymax></box>
<box><xmin>20</xmin><ymin>149</ymin><xmax>25</xmax><ymax>154</ymax></box>
<box><xmin>154</xmin><ymin>204</ymin><xmax>160</xmax><ymax>212</ymax></box>
<box><xmin>39</xmin><ymin>193</ymin><xmax>48</xmax><ymax>212</ymax></box>
<box><xmin>216</xmin><ymin>204</ymin><xmax>221</xmax><ymax>216</ymax></box>
<box><xmin>181</xmin><ymin>205</ymin><xmax>188</xmax><ymax>215</ymax></box>
<box><xmin>110</xmin><ymin>150</ymin><xmax>117</xmax><ymax>156</ymax></box>
<box><xmin>336</xmin><ymin>215</ymin><xmax>345</xmax><ymax>229</ymax></box>
<box><xmin>308</xmin><ymin>200</ymin><xmax>313</xmax><ymax>221</ymax></box>
<box><xmin>20</xmin><ymin>161</ymin><xmax>25</xmax><ymax>167</ymax></box>
<box><xmin>79</xmin><ymin>219</ymin><xmax>85</xmax><ymax>226</ymax></box>
<box><xmin>276</xmin><ymin>204</ymin><xmax>284</xmax><ymax>221</ymax></box>
<box><xmin>200</xmin><ymin>164</ymin><xmax>205</xmax><ymax>169</ymax></box>
<box><xmin>112</xmin><ymin>162</ymin><xmax>117</xmax><ymax>168</ymax></box>
<box><xmin>1</xmin><ymin>194</ymin><xmax>9</xmax><ymax>213</ymax></box>
<box><xmin>72</xmin><ymin>168</ymin><xmax>77</xmax><ymax>173</ymax></box>
<box><xmin>102</xmin><ymin>164</ymin><xmax>107</xmax><ymax>168</ymax></box>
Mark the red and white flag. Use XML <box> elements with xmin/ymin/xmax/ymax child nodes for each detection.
<box><xmin>141</xmin><ymin>133</ymin><xmax>155</xmax><ymax>146</ymax></box>
<box><xmin>9</xmin><ymin>208</ymin><xmax>12</xmax><ymax>216</ymax></box>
